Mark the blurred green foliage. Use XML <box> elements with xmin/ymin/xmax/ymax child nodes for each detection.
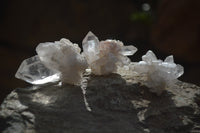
<box><xmin>130</xmin><ymin>11</ymin><xmax>152</xmax><ymax>24</ymax></box>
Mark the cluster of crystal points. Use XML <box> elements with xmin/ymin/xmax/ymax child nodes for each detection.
<box><xmin>134</xmin><ymin>50</ymin><xmax>184</xmax><ymax>94</ymax></box>
<box><xmin>15</xmin><ymin>31</ymin><xmax>184</xmax><ymax>93</ymax></box>
<box><xmin>16</xmin><ymin>38</ymin><xmax>88</xmax><ymax>85</ymax></box>
<box><xmin>36</xmin><ymin>38</ymin><xmax>88</xmax><ymax>85</ymax></box>
<box><xmin>82</xmin><ymin>32</ymin><xmax>137</xmax><ymax>75</ymax></box>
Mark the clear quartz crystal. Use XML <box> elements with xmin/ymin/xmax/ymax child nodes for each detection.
<box><xmin>15</xmin><ymin>55</ymin><xmax>60</xmax><ymax>84</ymax></box>
<box><xmin>121</xmin><ymin>45</ymin><xmax>137</xmax><ymax>56</ymax></box>
<box><xmin>164</xmin><ymin>55</ymin><xmax>174</xmax><ymax>63</ymax></box>
<box><xmin>82</xmin><ymin>31</ymin><xmax>100</xmax><ymax>64</ymax></box>
<box><xmin>142</xmin><ymin>50</ymin><xmax>157</xmax><ymax>64</ymax></box>
<box><xmin>175</xmin><ymin>64</ymin><xmax>184</xmax><ymax>78</ymax></box>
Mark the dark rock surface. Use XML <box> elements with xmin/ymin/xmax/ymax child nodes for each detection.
<box><xmin>0</xmin><ymin>72</ymin><xmax>200</xmax><ymax>133</ymax></box>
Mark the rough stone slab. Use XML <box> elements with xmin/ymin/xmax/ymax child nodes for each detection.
<box><xmin>0</xmin><ymin>73</ymin><xmax>200</xmax><ymax>133</ymax></box>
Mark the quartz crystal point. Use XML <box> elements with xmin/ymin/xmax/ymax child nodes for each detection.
<box><xmin>134</xmin><ymin>50</ymin><xmax>184</xmax><ymax>94</ymax></box>
<box><xmin>82</xmin><ymin>31</ymin><xmax>137</xmax><ymax>75</ymax></box>
<box><xmin>36</xmin><ymin>38</ymin><xmax>88</xmax><ymax>85</ymax></box>
<box><xmin>121</xmin><ymin>45</ymin><xmax>138</xmax><ymax>56</ymax></box>
<box><xmin>82</xmin><ymin>31</ymin><xmax>100</xmax><ymax>65</ymax></box>
<box><xmin>15</xmin><ymin>55</ymin><xmax>60</xmax><ymax>84</ymax></box>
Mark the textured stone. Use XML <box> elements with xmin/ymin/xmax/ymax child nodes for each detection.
<box><xmin>1</xmin><ymin>70</ymin><xmax>200</xmax><ymax>133</ymax></box>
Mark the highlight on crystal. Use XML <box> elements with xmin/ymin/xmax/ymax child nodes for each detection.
<box><xmin>15</xmin><ymin>31</ymin><xmax>184</xmax><ymax>94</ymax></box>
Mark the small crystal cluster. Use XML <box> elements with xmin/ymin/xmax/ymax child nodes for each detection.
<box><xmin>134</xmin><ymin>50</ymin><xmax>184</xmax><ymax>94</ymax></box>
<box><xmin>36</xmin><ymin>38</ymin><xmax>88</xmax><ymax>85</ymax></box>
<box><xmin>15</xmin><ymin>31</ymin><xmax>184</xmax><ymax>94</ymax></box>
<box><xmin>16</xmin><ymin>38</ymin><xmax>88</xmax><ymax>85</ymax></box>
<box><xmin>82</xmin><ymin>32</ymin><xmax>137</xmax><ymax>75</ymax></box>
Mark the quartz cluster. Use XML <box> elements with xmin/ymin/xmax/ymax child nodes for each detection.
<box><xmin>36</xmin><ymin>38</ymin><xmax>88</xmax><ymax>85</ymax></box>
<box><xmin>15</xmin><ymin>31</ymin><xmax>137</xmax><ymax>85</ymax></box>
<box><xmin>82</xmin><ymin>32</ymin><xmax>137</xmax><ymax>75</ymax></box>
<box><xmin>15</xmin><ymin>32</ymin><xmax>184</xmax><ymax>94</ymax></box>
<box><xmin>134</xmin><ymin>50</ymin><xmax>184</xmax><ymax>94</ymax></box>
<box><xmin>16</xmin><ymin>38</ymin><xmax>88</xmax><ymax>85</ymax></box>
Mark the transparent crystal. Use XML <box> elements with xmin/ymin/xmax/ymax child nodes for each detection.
<box><xmin>175</xmin><ymin>64</ymin><xmax>184</xmax><ymax>78</ymax></box>
<box><xmin>121</xmin><ymin>45</ymin><xmax>137</xmax><ymax>56</ymax></box>
<box><xmin>82</xmin><ymin>31</ymin><xmax>100</xmax><ymax>64</ymax></box>
<box><xmin>142</xmin><ymin>50</ymin><xmax>157</xmax><ymax>64</ymax></box>
<box><xmin>164</xmin><ymin>55</ymin><xmax>174</xmax><ymax>63</ymax></box>
<box><xmin>15</xmin><ymin>55</ymin><xmax>60</xmax><ymax>85</ymax></box>
<box><xmin>82</xmin><ymin>31</ymin><xmax>99</xmax><ymax>52</ymax></box>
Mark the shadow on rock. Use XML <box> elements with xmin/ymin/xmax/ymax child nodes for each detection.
<box><xmin>16</xmin><ymin>84</ymin><xmax>92</xmax><ymax>133</ymax></box>
<box><xmin>86</xmin><ymin>73</ymin><xmax>193</xmax><ymax>133</ymax></box>
<box><xmin>1</xmin><ymin>73</ymin><xmax>197</xmax><ymax>133</ymax></box>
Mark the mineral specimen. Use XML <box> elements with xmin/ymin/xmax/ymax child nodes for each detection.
<box><xmin>36</xmin><ymin>38</ymin><xmax>88</xmax><ymax>85</ymax></box>
<box><xmin>16</xmin><ymin>38</ymin><xmax>88</xmax><ymax>85</ymax></box>
<box><xmin>15</xmin><ymin>55</ymin><xmax>60</xmax><ymax>84</ymax></box>
<box><xmin>82</xmin><ymin>31</ymin><xmax>137</xmax><ymax>75</ymax></box>
<box><xmin>134</xmin><ymin>50</ymin><xmax>184</xmax><ymax>94</ymax></box>
<box><xmin>15</xmin><ymin>32</ymin><xmax>184</xmax><ymax>90</ymax></box>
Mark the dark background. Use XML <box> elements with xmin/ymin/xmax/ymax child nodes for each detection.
<box><xmin>0</xmin><ymin>0</ymin><xmax>200</xmax><ymax>104</ymax></box>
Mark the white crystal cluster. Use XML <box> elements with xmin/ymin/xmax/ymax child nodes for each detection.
<box><xmin>16</xmin><ymin>38</ymin><xmax>88</xmax><ymax>85</ymax></box>
<box><xmin>15</xmin><ymin>31</ymin><xmax>184</xmax><ymax>93</ymax></box>
<box><xmin>134</xmin><ymin>50</ymin><xmax>184</xmax><ymax>94</ymax></box>
<box><xmin>82</xmin><ymin>32</ymin><xmax>137</xmax><ymax>75</ymax></box>
<box><xmin>36</xmin><ymin>38</ymin><xmax>88</xmax><ymax>85</ymax></box>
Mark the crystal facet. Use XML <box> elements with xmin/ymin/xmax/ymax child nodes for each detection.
<box><xmin>82</xmin><ymin>31</ymin><xmax>137</xmax><ymax>75</ymax></box>
<box><xmin>121</xmin><ymin>45</ymin><xmax>137</xmax><ymax>56</ymax></box>
<box><xmin>15</xmin><ymin>55</ymin><xmax>60</xmax><ymax>84</ymax></box>
<box><xmin>82</xmin><ymin>31</ymin><xmax>100</xmax><ymax>64</ymax></box>
<box><xmin>164</xmin><ymin>55</ymin><xmax>174</xmax><ymax>63</ymax></box>
<box><xmin>134</xmin><ymin>50</ymin><xmax>184</xmax><ymax>94</ymax></box>
<box><xmin>142</xmin><ymin>50</ymin><xmax>157</xmax><ymax>64</ymax></box>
